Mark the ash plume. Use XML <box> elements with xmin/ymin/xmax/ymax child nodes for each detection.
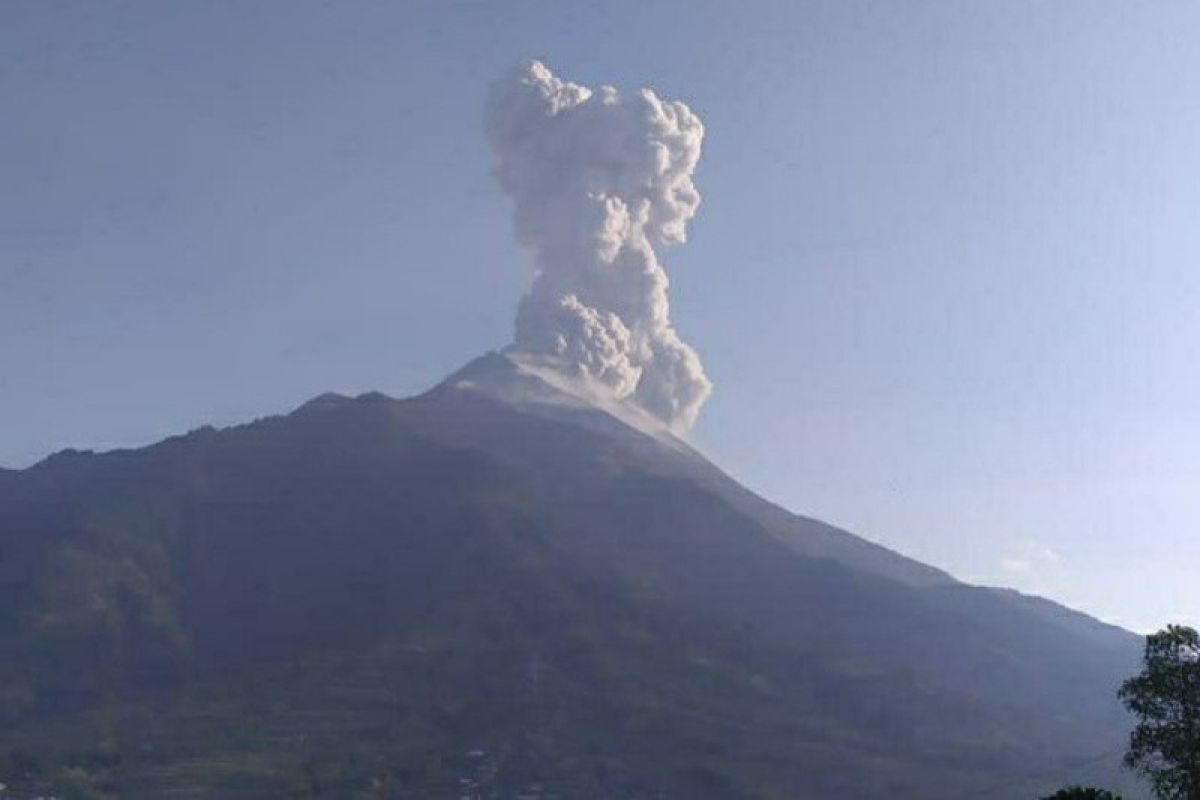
<box><xmin>485</xmin><ymin>60</ymin><xmax>711</xmax><ymax>431</ymax></box>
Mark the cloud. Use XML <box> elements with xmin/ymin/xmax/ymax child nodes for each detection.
<box><xmin>485</xmin><ymin>60</ymin><xmax>712</xmax><ymax>431</ymax></box>
<box><xmin>999</xmin><ymin>541</ymin><xmax>1061</xmax><ymax>576</ymax></box>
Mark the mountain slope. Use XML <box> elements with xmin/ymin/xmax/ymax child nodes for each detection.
<box><xmin>0</xmin><ymin>353</ymin><xmax>1142</xmax><ymax>798</ymax></box>
<box><xmin>438</xmin><ymin>353</ymin><xmax>957</xmax><ymax>590</ymax></box>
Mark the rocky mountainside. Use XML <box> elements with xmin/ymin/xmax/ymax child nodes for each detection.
<box><xmin>0</xmin><ymin>352</ymin><xmax>1142</xmax><ymax>798</ymax></box>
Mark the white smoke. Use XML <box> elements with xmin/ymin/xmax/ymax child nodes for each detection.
<box><xmin>485</xmin><ymin>60</ymin><xmax>712</xmax><ymax>431</ymax></box>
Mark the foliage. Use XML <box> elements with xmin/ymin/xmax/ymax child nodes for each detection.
<box><xmin>1119</xmin><ymin>625</ymin><xmax>1200</xmax><ymax>800</ymax></box>
<box><xmin>1040</xmin><ymin>786</ymin><xmax>1124</xmax><ymax>799</ymax></box>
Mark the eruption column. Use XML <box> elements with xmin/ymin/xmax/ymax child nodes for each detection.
<box><xmin>485</xmin><ymin>61</ymin><xmax>712</xmax><ymax>431</ymax></box>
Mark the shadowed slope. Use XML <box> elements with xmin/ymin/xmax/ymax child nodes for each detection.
<box><xmin>0</xmin><ymin>354</ymin><xmax>1142</xmax><ymax>798</ymax></box>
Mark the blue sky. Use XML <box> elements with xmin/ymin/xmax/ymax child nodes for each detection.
<box><xmin>3</xmin><ymin>1</ymin><xmax>1197</xmax><ymax>632</ymax></box>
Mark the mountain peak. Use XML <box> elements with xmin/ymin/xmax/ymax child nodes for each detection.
<box><xmin>293</xmin><ymin>391</ymin><xmax>354</xmax><ymax>414</ymax></box>
<box><xmin>435</xmin><ymin>349</ymin><xmax>690</xmax><ymax>447</ymax></box>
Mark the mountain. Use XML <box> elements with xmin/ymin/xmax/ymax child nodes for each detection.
<box><xmin>0</xmin><ymin>352</ymin><xmax>1143</xmax><ymax>799</ymax></box>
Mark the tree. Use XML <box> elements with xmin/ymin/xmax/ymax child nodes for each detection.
<box><xmin>1039</xmin><ymin>788</ymin><xmax>1123</xmax><ymax>800</ymax></box>
<box><xmin>1119</xmin><ymin>625</ymin><xmax>1200</xmax><ymax>799</ymax></box>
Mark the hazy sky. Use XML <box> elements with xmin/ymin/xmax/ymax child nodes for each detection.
<box><xmin>3</xmin><ymin>1</ymin><xmax>1197</xmax><ymax>633</ymax></box>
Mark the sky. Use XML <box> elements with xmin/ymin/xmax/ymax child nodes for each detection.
<box><xmin>2</xmin><ymin>0</ymin><xmax>1197</xmax><ymax>633</ymax></box>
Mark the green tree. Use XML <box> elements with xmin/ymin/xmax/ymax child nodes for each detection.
<box><xmin>1039</xmin><ymin>788</ymin><xmax>1123</xmax><ymax>800</ymax></box>
<box><xmin>1119</xmin><ymin>625</ymin><xmax>1200</xmax><ymax>799</ymax></box>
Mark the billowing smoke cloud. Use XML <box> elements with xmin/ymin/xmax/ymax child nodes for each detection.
<box><xmin>485</xmin><ymin>60</ymin><xmax>711</xmax><ymax>431</ymax></box>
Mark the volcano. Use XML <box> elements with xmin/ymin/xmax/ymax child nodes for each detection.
<box><xmin>0</xmin><ymin>352</ymin><xmax>1141</xmax><ymax>798</ymax></box>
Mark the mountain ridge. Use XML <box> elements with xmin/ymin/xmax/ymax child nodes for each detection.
<box><xmin>434</xmin><ymin>351</ymin><xmax>959</xmax><ymax>590</ymax></box>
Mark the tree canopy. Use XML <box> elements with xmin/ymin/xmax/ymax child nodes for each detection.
<box><xmin>1039</xmin><ymin>788</ymin><xmax>1123</xmax><ymax>800</ymax></box>
<box><xmin>1119</xmin><ymin>625</ymin><xmax>1200</xmax><ymax>800</ymax></box>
